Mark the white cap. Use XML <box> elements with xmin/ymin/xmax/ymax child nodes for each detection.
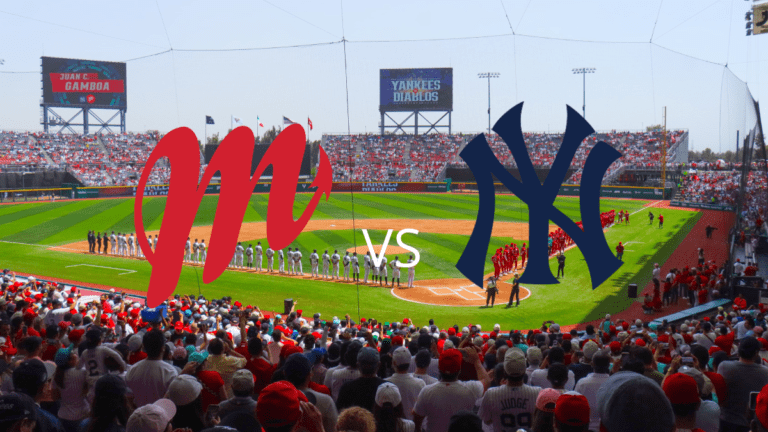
<box><xmin>165</xmin><ymin>375</ymin><xmax>202</xmax><ymax>406</ymax></box>
<box><xmin>476</xmin><ymin>325</ymin><xmax>482</xmax><ymax>331</ymax></box>
<box><xmin>126</xmin><ymin>399</ymin><xmax>176</xmax><ymax>432</ymax></box>
<box><xmin>392</xmin><ymin>347</ymin><xmax>411</xmax><ymax>366</ymax></box>
<box><xmin>375</xmin><ymin>382</ymin><xmax>402</xmax><ymax>407</ymax></box>
<box><xmin>635</xmin><ymin>319</ymin><xmax>643</xmax><ymax>326</ymax></box>
<box><xmin>128</xmin><ymin>335</ymin><xmax>142</xmax><ymax>352</ymax></box>
<box><xmin>605</xmin><ymin>314</ymin><xmax>611</xmax><ymax>320</ymax></box>
<box><xmin>494</xmin><ymin>323</ymin><xmax>501</xmax><ymax>332</ymax></box>
<box><xmin>462</xmin><ymin>327</ymin><xmax>469</xmax><ymax>334</ymax></box>
<box><xmin>443</xmin><ymin>340</ymin><xmax>455</xmax><ymax>350</ymax></box>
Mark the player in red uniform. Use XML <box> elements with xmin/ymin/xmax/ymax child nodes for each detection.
<box><xmin>616</xmin><ymin>242</ymin><xmax>624</xmax><ymax>261</ymax></box>
<box><xmin>624</xmin><ymin>211</ymin><xmax>629</xmax><ymax>225</ymax></box>
<box><xmin>492</xmin><ymin>254</ymin><xmax>500</xmax><ymax>279</ymax></box>
<box><xmin>658</xmin><ymin>214</ymin><xmax>664</xmax><ymax>229</ymax></box>
<box><xmin>520</xmin><ymin>243</ymin><xmax>527</xmax><ymax>268</ymax></box>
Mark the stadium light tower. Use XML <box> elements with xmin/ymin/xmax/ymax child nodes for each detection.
<box><xmin>572</xmin><ymin>68</ymin><xmax>596</xmax><ymax>119</ymax></box>
<box><xmin>478</xmin><ymin>72</ymin><xmax>500</xmax><ymax>135</ymax></box>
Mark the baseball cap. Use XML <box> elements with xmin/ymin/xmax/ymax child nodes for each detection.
<box><xmin>0</xmin><ymin>393</ymin><xmax>38</xmax><ymax>426</ymax></box>
<box><xmin>527</xmin><ymin>346</ymin><xmax>543</xmax><ymax>363</ymax></box>
<box><xmin>257</xmin><ymin>381</ymin><xmax>308</xmax><ymax>428</ymax></box>
<box><xmin>392</xmin><ymin>347</ymin><xmax>412</xmax><ymax>366</ymax></box>
<box><xmin>232</xmin><ymin>369</ymin><xmax>255</xmax><ymax>394</ymax></box>
<box><xmin>188</xmin><ymin>351</ymin><xmax>208</xmax><ymax>364</ymax></box>
<box><xmin>597</xmin><ymin>372</ymin><xmax>674</xmax><ymax>432</ymax></box>
<box><xmin>536</xmin><ymin>388</ymin><xmax>561</xmax><ymax>412</ymax></box>
<box><xmin>555</xmin><ymin>392</ymin><xmax>590</xmax><ymax>427</ymax></box>
<box><xmin>126</xmin><ymin>398</ymin><xmax>176</xmax><ymax>432</ymax></box>
<box><xmin>583</xmin><ymin>341</ymin><xmax>599</xmax><ymax>360</ymax></box>
<box><xmin>165</xmin><ymin>374</ymin><xmax>202</xmax><ymax>406</ymax></box>
<box><xmin>375</xmin><ymin>382</ymin><xmax>402</xmax><ymax>407</ymax></box>
<box><xmin>54</xmin><ymin>346</ymin><xmax>74</xmax><ymax>368</ymax></box>
<box><xmin>503</xmin><ymin>348</ymin><xmax>526</xmax><ymax>377</ymax></box>
<box><xmin>662</xmin><ymin>373</ymin><xmax>700</xmax><ymax>405</ymax></box>
<box><xmin>357</xmin><ymin>347</ymin><xmax>380</xmax><ymax>365</ymax></box>
<box><xmin>439</xmin><ymin>349</ymin><xmax>463</xmax><ymax>375</ymax></box>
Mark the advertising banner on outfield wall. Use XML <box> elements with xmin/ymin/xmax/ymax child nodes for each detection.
<box><xmin>559</xmin><ymin>185</ymin><xmax>669</xmax><ymax>200</ymax></box>
<box><xmin>669</xmin><ymin>201</ymin><xmax>735</xmax><ymax>212</ymax></box>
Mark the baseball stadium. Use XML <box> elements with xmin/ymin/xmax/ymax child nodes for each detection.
<box><xmin>0</xmin><ymin>2</ymin><xmax>767</xmax><ymax>432</ymax></box>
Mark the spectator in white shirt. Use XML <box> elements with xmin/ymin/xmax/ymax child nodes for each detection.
<box><xmin>125</xmin><ymin>329</ymin><xmax>178</xmax><ymax>407</ymax></box>
<box><xmin>529</xmin><ymin>347</ymin><xmax>575</xmax><ymax>390</ymax></box>
<box><xmin>386</xmin><ymin>348</ymin><xmax>426</xmax><ymax>420</ymax></box>
<box><xmin>574</xmin><ymin>349</ymin><xmax>611</xmax><ymax>431</ymax></box>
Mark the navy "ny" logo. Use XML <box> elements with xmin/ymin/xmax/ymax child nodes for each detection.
<box><xmin>457</xmin><ymin>102</ymin><xmax>623</xmax><ymax>288</ymax></box>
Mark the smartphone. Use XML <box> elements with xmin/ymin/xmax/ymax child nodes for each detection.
<box><xmin>206</xmin><ymin>404</ymin><xmax>220</xmax><ymax>422</ymax></box>
<box><xmin>682</xmin><ymin>357</ymin><xmax>694</xmax><ymax>366</ymax></box>
<box><xmin>660</xmin><ymin>342</ymin><xmax>668</xmax><ymax>350</ymax></box>
<box><xmin>751</xmin><ymin>391</ymin><xmax>760</xmax><ymax>411</ymax></box>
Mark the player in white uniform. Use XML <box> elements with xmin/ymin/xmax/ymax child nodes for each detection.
<box><xmin>331</xmin><ymin>250</ymin><xmax>340</xmax><ymax>279</ymax></box>
<box><xmin>154</xmin><ymin>235</ymin><xmax>158</xmax><ymax>251</ymax></box>
<box><xmin>342</xmin><ymin>252</ymin><xmax>351</xmax><ymax>281</ymax></box>
<box><xmin>121</xmin><ymin>233</ymin><xmax>128</xmax><ymax>256</ymax></box>
<box><xmin>352</xmin><ymin>252</ymin><xmax>360</xmax><ymax>282</ymax></box>
<box><xmin>128</xmin><ymin>233</ymin><xmax>135</xmax><ymax>257</ymax></box>
<box><xmin>294</xmin><ymin>248</ymin><xmax>303</xmax><ymax>275</ymax></box>
<box><xmin>147</xmin><ymin>234</ymin><xmax>153</xmax><ymax>252</ymax></box>
<box><xmin>255</xmin><ymin>241</ymin><xmax>263</xmax><ymax>272</ymax></box>
<box><xmin>364</xmin><ymin>252</ymin><xmax>372</xmax><ymax>283</ymax></box>
<box><xmin>193</xmin><ymin>239</ymin><xmax>200</xmax><ymax>263</ymax></box>
<box><xmin>478</xmin><ymin>350</ymin><xmax>540</xmax><ymax>432</ymax></box>
<box><xmin>185</xmin><ymin>238</ymin><xmax>192</xmax><ymax>262</ymax></box>
<box><xmin>310</xmin><ymin>250</ymin><xmax>320</xmax><ymax>278</ymax></box>
<box><xmin>116</xmin><ymin>233</ymin><xmax>122</xmax><ymax>256</ymax></box>
<box><xmin>278</xmin><ymin>249</ymin><xmax>285</xmax><ymax>273</ymax></box>
<box><xmin>287</xmin><ymin>248</ymin><xmax>295</xmax><ymax>274</ymax></box>
<box><xmin>407</xmin><ymin>255</ymin><xmax>416</xmax><ymax>288</ymax></box>
<box><xmin>379</xmin><ymin>256</ymin><xmax>388</xmax><ymax>286</ymax></box>
<box><xmin>266</xmin><ymin>246</ymin><xmax>274</xmax><ymax>272</ymax></box>
<box><xmin>110</xmin><ymin>231</ymin><xmax>117</xmax><ymax>254</ymax></box>
<box><xmin>200</xmin><ymin>239</ymin><xmax>207</xmax><ymax>263</ymax></box>
<box><xmin>390</xmin><ymin>256</ymin><xmax>401</xmax><ymax>288</ymax></box>
<box><xmin>137</xmin><ymin>234</ymin><xmax>144</xmax><ymax>258</ymax></box>
<box><xmin>235</xmin><ymin>242</ymin><xmax>245</xmax><ymax>268</ymax></box>
<box><xmin>246</xmin><ymin>244</ymin><xmax>254</xmax><ymax>268</ymax></box>
<box><xmin>322</xmin><ymin>250</ymin><xmax>330</xmax><ymax>279</ymax></box>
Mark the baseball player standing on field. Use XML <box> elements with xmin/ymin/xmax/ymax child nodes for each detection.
<box><xmin>390</xmin><ymin>256</ymin><xmax>401</xmax><ymax>288</ymax></box>
<box><xmin>146</xmin><ymin>235</ymin><xmax>152</xmax><ymax>253</ymax></box>
<box><xmin>294</xmin><ymin>248</ymin><xmax>303</xmax><ymax>275</ymax></box>
<box><xmin>322</xmin><ymin>250</ymin><xmax>330</xmax><ymax>279</ymax></box>
<box><xmin>310</xmin><ymin>249</ymin><xmax>320</xmax><ymax>277</ymax></box>
<box><xmin>364</xmin><ymin>251</ymin><xmax>372</xmax><ymax>283</ymax></box>
<box><xmin>343</xmin><ymin>252</ymin><xmax>351</xmax><ymax>281</ymax></box>
<box><xmin>407</xmin><ymin>255</ymin><xmax>416</xmax><ymax>288</ymax></box>
<box><xmin>200</xmin><ymin>239</ymin><xmax>206</xmax><ymax>263</ymax></box>
<box><xmin>371</xmin><ymin>253</ymin><xmax>379</xmax><ymax>284</ymax></box>
<box><xmin>246</xmin><ymin>244</ymin><xmax>254</xmax><ymax>268</ymax></box>
<box><xmin>128</xmin><ymin>233</ymin><xmax>135</xmax><ymax>257</ymax></box>
<box><xmin>266</xmin><ymin>245</ymin><xmax>274</xmax><ymax>272</ymax></box>
<box><xmin>352</xmin><ymin>252</ymin><xmax>359</xmax><ymax>282</ymax></box>
<box><xmin>379</xmin><ymin>255</ymin><xmax>388</xmax><ymax>286</ymax></box>
<box><xmin>96</xmin><ymin>232</ymin><xmax>102</xmax><ymax>254</ymax></box>
<box><xmin>137</xmin><ymin>234</ymin><xmax>143</xmax><ymax>258</ymax></box>
<box><xmin>235</xmin><ymin>242</ymin><xmax>245</xmax><ymax>268</ymax></box>
<box><xmin>154</xmin><ymin>234</ymin><xmax>158</xmax><ymax>251</ymax></box>
<box><xmin>185</xmin><ymin>237</ymin><xmax>192</xmax><ymax>262</ymax></box>
<box><xmin>193</xmin><ymin>239</ymin><xmax>199</xmax><ymax>263</ymax></box>
<box><xmin>255</xmin><ymin>241</ymin><xmax>263</xmax><ymax>272</ymax></box>
<box><xmin>332</xmin><ymin>250</ymin><xmax>340</xmax><ymax>279</ymax></box>
<box><xmin>103</xmin><ymin>232</ymin><xmax>109</xmax><ymax>255</ymax></box>
<box><xmin>278</xmin><ymin>248</ymin><xmax>285</xmax><ymax>273</ymax></box>
<box><xmin>110</xmin><ymin>231</ymin><xmax>117</xmax><ymax>254</ymax></box>
<box><xmin>287</xmin><ymin>248</ymin><xmax>295</xmax><ymax>274</ymax></box>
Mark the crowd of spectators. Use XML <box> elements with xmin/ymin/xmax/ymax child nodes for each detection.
<box><xmin>0</xmin><ymin>131</ymin><xmax>49</xmax><ymax>168</ymax></box>
<box><xmin>676</xmin><ymin>171</ymin><xmax>767</xmax><ymax>209</ymax></box>
<box><xmin>1</xmin><ymin>259</ymin><xmax>768</xmax><ymax>432</ymax></box>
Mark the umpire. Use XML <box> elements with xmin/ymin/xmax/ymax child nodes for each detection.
<box><xmin>508</xmin><ymin>272</ymin><xmax>521</xmax><ymax>307</ymax></box>
<box><xmin>485</xmin><ymin>276</ymin><xmax>499</xmax><ymax>307</ymax></box>
<box><xmin>556</xmin><ymin>251</ymin><xmax>566</xmax><ymax>278</ymax></box>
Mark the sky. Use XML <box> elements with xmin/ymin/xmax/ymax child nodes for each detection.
<box><xmin>0</xmin><ymin>0</ymin><xmax>766</xmax><ymax>152</ymax></box>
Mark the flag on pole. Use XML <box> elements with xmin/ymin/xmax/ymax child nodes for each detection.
<box><xmin>283</xmin><ymin>116</ymin><xmax>296</xmax><ymax>125</ymax></box>
<box><xmin>232</xmin><ymin>116</ymin><xmax>244</xmax><ymax>127</ymax></box>
<box><xmin>308</xmin><ymin>117</ymin><xmax>313</xmax><ymax>131</ymax></box>
<box><xmin>205</xmin><ymin>116</ymin><xmax>215</xmax><ymax>125</ymax></box>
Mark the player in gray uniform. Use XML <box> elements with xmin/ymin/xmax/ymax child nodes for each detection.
<box><xmin>310</xmin><ymin>250</ymin><xmax>320</xmax><ymax>278</ymax></box>
<box><xmin>266</xmin><ymin>246</ymin><xmax>274</xmax><ymax>272</ymax></box>
<box><xmin>128</xmin><ymin>233</ymin><xmax>135</xmax><ymax>257</ymax></box>
<box><xmin>193</xmin><ymin>239</ymin><xmax>200</xmax><ymax>263</ymax></box>
<box><xmin>390</xmin><ymin>256</ymin><xmax>401</xmax><ymax>288</ymax></box>
<box><xmin>352</xmin><ymin>252</ymin><xmax>360</xmax><ymax>282</ymax></box>
<box><xmin>322</xmin><ymin>250</ymin><xmax>330</xmax><ymax>279</ymax></box>
<box><xmin>235</xmin><ymin>242</ymin><xmax>245</xmax><ymax>268</ymax></box>
<box><xmin>294</xmin><ymin>248</ymin><xmax>303</xmax><ymax>275</ymax></box>
<box><xmin>200</xmin><ymin>239</ymin><xmax>206</xmax><ymax>263</ymax></box>
<box><xmin>110</xmin><ymin>231</ymin><xmax>117</xmax><ymax>254</ymax></box>
<box><xmin>379</xmin><ymin>255</ymin><xmax>388</xmax><ymax>286</ymax></box>
<box><xmin>147</xmin><ymin>234</ymin><xmax>153</xmax><ymax>252</ymax></box>
<box><xmin>255</xmin><ymin>241</ymin><xmax>263</xmax><ymax>272</ymax></box>
<box><xmin>287</xmin><ymin>248</ymin><xmax>295</xmax><ymax>274</ymax></box>
<box><xmin>342</xmin><ymin>252</ymin><xmax>351</xmax><ymax>281</ymax></box>
<box><xmin>331</xmin><ymin>250</ymin><xmax>341</xmax><ymax>279</ymax></box>
<box><xmin>407</xmin><ymin>255</ymin><xmax>416</xmax><ymax>288</ymax></box>
<box><xmin>154</xmin><ymin>235</ymin><xmax>158</xmax><ymax>251</ymax></box>
<box><xmin>278</xmin><ymin>249</ymin><xmax>285</xmax><ymax>273</ymax></box>
<box><xmin>182</xmin><ymin>237</ymin><xmax>189</xmax><ymax>261</ymax></box>
<box><xmin>137</xmin><ymin>234</ymin><xmax>144</xmax><ymax>258</ymax></box>
<box><xmin>364</xmin><ymin>252</ymin><xmax>372</xmax><ymax>283</ymax></box>
<box><xmin>246</xmin><ymin>244</ymin><xmax>254</xmax><ymax>268</ymax></box>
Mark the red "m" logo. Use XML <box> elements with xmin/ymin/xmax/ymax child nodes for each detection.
<box><xmin>134</xmin><ymin>125</ymin><xmax>332</xmax><ymax>306</ymax></box>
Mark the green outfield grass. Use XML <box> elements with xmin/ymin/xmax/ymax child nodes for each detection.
<box><xmin>0</xmin><ymin>193</ymin><xmax>695</xmax><ymax>329</ymax></box>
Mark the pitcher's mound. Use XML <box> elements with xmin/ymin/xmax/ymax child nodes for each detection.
<box><xmin>346</xmin><ymin>245</ymin><xmax>410</xmax><ymax>255</ymax></box>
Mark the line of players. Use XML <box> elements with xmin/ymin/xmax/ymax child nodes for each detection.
<box><xmin>86</xmin><ymin>231</ymin><xmax>156</xmax><ymax>259</ymax></box>
<box><xmin>491</xmin><ymin>242</ymin><xmax>528</xmax><ymax>279</ymax></box>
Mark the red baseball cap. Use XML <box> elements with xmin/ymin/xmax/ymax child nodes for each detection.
<box><xmin>256</xmin><ymin>381</ymin><xmax>308</xmax><ymax>428</ymax></box>
<box><xmin>174</xmin><ymin>322</ymin><xmax>183</xmax><ymax>331</ymax></box>
<box><xmin>562</xmin><ymin>334</ymin><xmax>572</xmax><ymax>340</ymax></box>
<box><xmin>392</xmin><ymin>335</ymin><xmax>404</xmax><ymax>346</ymax></box>
<box><xmin>447</xmin><ymin>328</ymin><xmax>456</xmax><ymax>336</ymax></box>
<box><xmin>759</xmin><ymin>338</ymin><xmax>768</xmax><ymax>351</ymax></box>
<box><xmin>708</xmin><ymin>346</ymin><xmax>722</xmax><ymax>356</ymax></box>
<box><xmin>609</xmin><ymin>341</ymin><xmax>622</xmax><ymax>353</ymax></box>
<box><xmin>554</xmin><ymin>392</ymin><xmax>590</xmax><ymax>427</ymax></box>
<box><xmin>635</xmin><ymin>339</ymin><xmax>646</xmax><ymax>347</ymax></box>
<box><xmin>68</xmin><ymin>329</ymin><xmax>85</xmax><ymax>342</ymax></box>
<box><xmin>663</xmin><ymin>373</ymin><xmax>700</xmax><ymax>405</ymax></box>
<box><xmin>439</xmin><ymin>349</ymin><xmax>463</xmax><ymax>375</ymax></box>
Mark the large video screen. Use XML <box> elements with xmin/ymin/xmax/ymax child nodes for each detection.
<box><xmin>42</xmin><ymin>56</ymin><xmax>127</xmax><ymax>109</ymax></box>
<box><xmin>380</xmin><ymin>68</ymin><xmax>452</xmax><ymax>112</ymax></box>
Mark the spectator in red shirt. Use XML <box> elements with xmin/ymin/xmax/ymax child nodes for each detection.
<box><xmin>185</xmin><ymin>351</ymin><xmax>226</xmax><ymax>412</ymax></box>
<box><xmin>244</xmin><ymin>337</ymin><xmax>276</xmax><ymax>396</ymax></box>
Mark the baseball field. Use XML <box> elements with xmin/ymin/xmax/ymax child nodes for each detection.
<box><xmin>0</xmin><ymin>191</ymin><xmax>700</xmax><ymax>329</ymax></box>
